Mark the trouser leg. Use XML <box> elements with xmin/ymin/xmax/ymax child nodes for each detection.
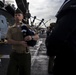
<box><xmin>48</xmin><ymin>56</ymin><xmax>55</xmax><ymax>73</ymax></box>
<box><xmin>19</xmin><ymin>53</ymin><xmax>31</xmax><ymax>75</ymax></box>
<box><xmin>6</xmin><ymin>53</ymin><xmax>18</xmax><ymax>75</ymax></box>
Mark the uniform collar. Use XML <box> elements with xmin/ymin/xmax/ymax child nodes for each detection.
<box><xmin>12</xmin><ymin>23</ymin><xmax>22</xmax><ymax>28</ymax></box>
<box><xmin>12</xmin><ymin>24</ymin><xmax>16</xmax><ymax>27</ymax></box>
<box><xmin>12</xmin><ymin>23</ymin><xmax>27</xmax><ymax>28</ymax></box>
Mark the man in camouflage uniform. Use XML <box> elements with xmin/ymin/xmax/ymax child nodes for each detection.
<box><xmin>6</xmin><ymin>8</ymin><xmax>39</xmax><ymax>75</ymax></box>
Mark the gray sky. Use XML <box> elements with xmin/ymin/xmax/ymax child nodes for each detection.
<box><xmin>27</xmin><ymin>0</ymin><xmax>65</xmax><ymax>26</ymax></box>
<box><xmin>6</xmin><ymin>0</ymin><xmax>65</xmax><ymax>27</ymax></box>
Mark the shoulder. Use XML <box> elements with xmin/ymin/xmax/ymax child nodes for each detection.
<box><xmin>8</xmin><ymin>24</ymin><xmax>16</xmax><ymax>31</ymax></box>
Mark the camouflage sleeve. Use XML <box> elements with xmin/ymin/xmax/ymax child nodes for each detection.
<box><xmin>6</xmin><ymin>27</ymin><xmax>12</xmax><ymax>39</ymax></box>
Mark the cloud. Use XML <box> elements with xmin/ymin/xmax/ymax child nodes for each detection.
<box><xmin>28</xmin><ymin>0</ymin><xmax>65</xmax><ymax>23</ymax></box>
<box><xmin>7</xmin><ymin>0</ymin><xmax>65</xmax><ymax>27</ymax></box>
<box><xmin>6</xmin><ymin>0</ymin><xmax>65</xmax><ymax>23</ymax></box>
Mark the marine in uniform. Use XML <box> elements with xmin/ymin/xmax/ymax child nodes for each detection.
<box><xmin>6</xmin><ymin>8</ymin><xmax>39</xmax><ymax>75</ymax></box>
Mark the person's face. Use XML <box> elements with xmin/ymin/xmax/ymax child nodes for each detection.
<box><xmin>14</xmin><ymin>13</ymin><xmax>24</xmax><ymax>22</ymax></box>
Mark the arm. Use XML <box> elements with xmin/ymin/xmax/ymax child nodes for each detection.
<box><xmin>7</xmin><ymin>39</ymin><xmax>27</xmax><ymax>47</ymax></box>
<box><xmin>24</xmin><ymin>34</ymin><xmax>39</xmax><ymax>41</ymax></box>
<box><xmin>7</xmin><ymin>27</ymin><xmax>27</xmax><ymax>47</ymax></box>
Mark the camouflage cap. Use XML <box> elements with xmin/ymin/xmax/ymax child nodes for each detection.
<box><xmin>15</xmin><ymin>8</ymin><xmax>23</xmax><ymax>14</ymax></box>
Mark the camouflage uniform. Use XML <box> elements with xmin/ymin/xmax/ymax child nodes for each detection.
<box><xmin>6</xmin><ymin>24</ymin><xmax>31</xmax><ymax>75</ymax></box>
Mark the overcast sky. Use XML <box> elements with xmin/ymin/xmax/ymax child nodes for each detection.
<box><xmin>6</xmin><ymin>0</ymin><xmax>65</xmax><ymax>27</ymax></box>
<box><xmin>27</xmin><ymin>0</ymin><xmax>65</xmax><ymax>25</ymax></box>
